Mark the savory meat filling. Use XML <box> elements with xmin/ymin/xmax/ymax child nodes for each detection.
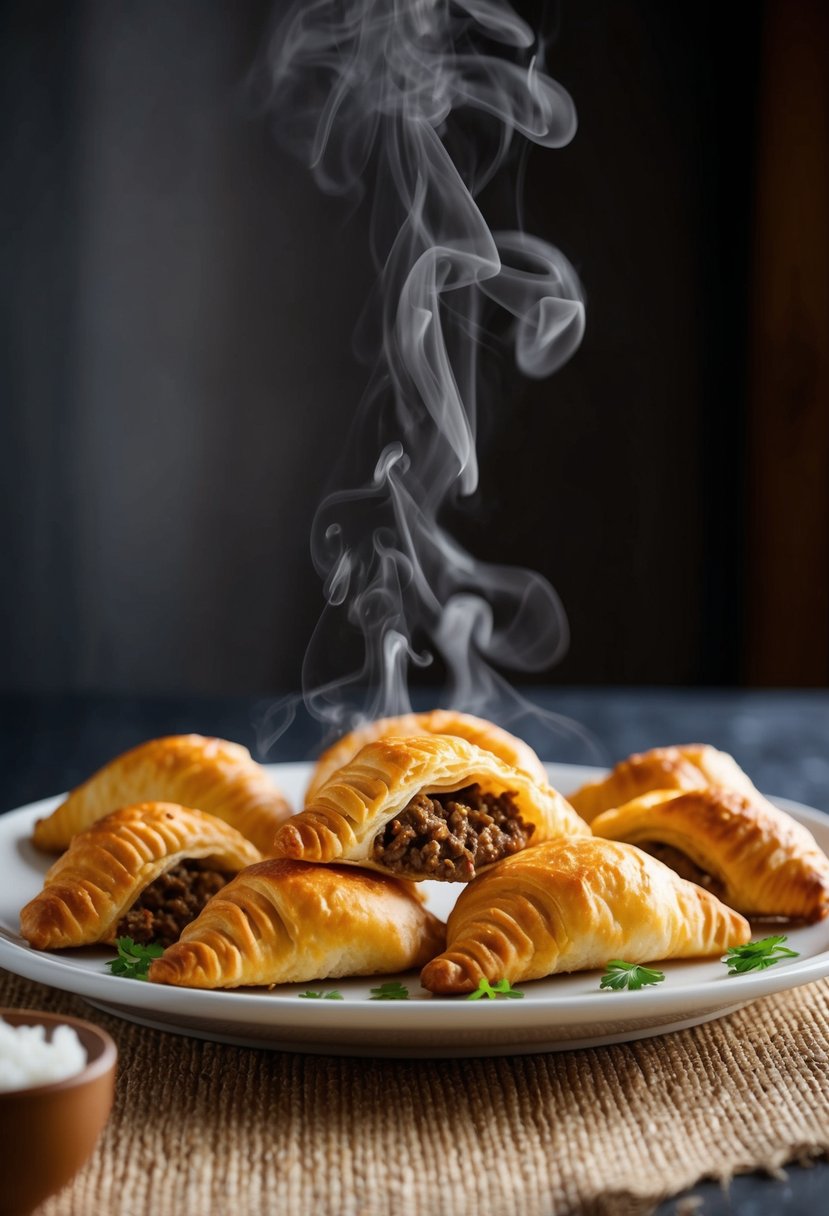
<box><xmin>115</xmin><ymin>860</ymin><xmax>232</xmax><ymax>948</ymax></box>
<box><xmin>372</xmin><ymin>784</ymin><xmax>533</xmax><ymax>881</ymax></box>
<box><xmin>639</xmin><ymin>842</ymin><xmax>725</xmax><ymax>899</ymax></box>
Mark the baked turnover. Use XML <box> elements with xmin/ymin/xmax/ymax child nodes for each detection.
<box><xmin>272</xmin><ymin>734</ymin><xmax>588</xmax><ymax>882</ymax></box>
<box><xmin>21</xmin><ymin>802</ymin><xmax>261</xmax><ymax>950</ymax></box>
<box><xmin>421</xmin><ymin>837</ymin><xmax>750</xmax><ymax>994</ymax></box>
<box><xmin>591</xmin><ymin>786</ymin><xmax>829</xmax><ymax>922</ymax></box>
<box><xmin>567</xmin><ymin>744</ymin><xmax>757</xmax><ymax>823</ymax></box>
<box><xmin>32</xmin><ymin>734</ymin><xmax>291</xmax><ymax>856</ymax></box>
<box><xmin>148</xmin><ymin>859</ymin><xmax>445</xmax><ymax>989</ymax></box>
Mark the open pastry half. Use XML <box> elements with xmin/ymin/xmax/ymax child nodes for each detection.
<box><xmin>305</xmin><ymin>709</ymin><xmax>548</xmax><ymax>802</ymax></box>
<box><xmin>567</xmin><ymin>744</ymin><xmax>758</xmax><ymax>823</ymax></box>
<box><xmin>591</xmin><ymin>786</ymin><xmax>829</xmax><ymax>922</ymax></box>
<box><xmin>272</xmin><ymin>734</ymin><xmax>588</xmax><ymax>882</ymax></box>
<box><xmin>421</xmin><ymin>837</ymin><xmax>750</xmax><ymax>994</ymax></box>
<box><xmin>31</xmin><ymin>734</ymin><xmax>291</xmax><ymax>856</ymax></box>
<box><xmin>148</xmin><ymin>859</ymin><xmax>446</xmax><ymax>989</ymax></box>
<box><xmin>20</xmin><ymin>802</ymin><xmax>262</xmax><ymax>950</ymax></box>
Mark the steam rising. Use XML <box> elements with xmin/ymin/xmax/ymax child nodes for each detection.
<box><xmin>258</xmin><ymin>0</ymin><xmax>594</xmax><ymax>756</ymax></box>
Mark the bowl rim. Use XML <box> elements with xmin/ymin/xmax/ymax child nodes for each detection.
<box><xmin>0</xmin><ymin>1006</ymin><xmax>117</xmax><ymax>1097</ymax></box>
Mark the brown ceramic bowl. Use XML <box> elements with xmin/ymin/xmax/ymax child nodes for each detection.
<box><xmin>0</xmin><ymin>1008</ymin><xmax>117</xmax><ymax>1216</ymax></box>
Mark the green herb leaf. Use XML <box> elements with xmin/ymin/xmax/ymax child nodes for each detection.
<box><xmin>466</xmin><ymin>977</ymin><xmax>524</xmax><ymax>1000</ymax></box>
<box><xmin>105</xmin><ymin>936</ymin><xmax>164</xmax><ymax>981</ymax></box>
<box><xmin>599</xmin><ymin>960</ymin><xmax>666</xmax><ymax>992</ymax></box>
<box><xmin>721</xmin><ymin>935</ymin><xmax>799</xmax><ymax>975</ymax></box>
<box><xmin>369</xmin><ymin>981</ymin><xmax>410</xmax><ymax>1000</ymax></box>
<box><xmin>298</xmin><ymin>990</ymin><xmax>343</xmax><ymax>1000</ymax></box>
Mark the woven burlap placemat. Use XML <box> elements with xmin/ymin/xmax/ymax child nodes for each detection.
<box><xmin>3</xmin><ymin>967</ymin><xmax>828</xmax><ymax>1216</ymax></box>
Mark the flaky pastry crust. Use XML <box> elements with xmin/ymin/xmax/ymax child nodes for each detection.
<box><xmin>32</xmin><ymin>734</ymin><xmax>291</xmax><ymax>856</ymax></box>
<box><xmin>306</xmin><ymin>709</ymin><xmax>548</xmax><ymax>802</ymax></box>
<box><xmin>20</xmin><ymin>802</ymin><xmax>261</xmax><ymax>949</ymax></box>
<box><xmin>567</xmin><ymin>744</ymin><xmax>757</xmax><ymax>823</ymax></box>
<box><xmin>273</xmin><ymin>734</ymin><xmax>588</xmax><ymax>879</ymax></box>
<box><xmin>591</xmin><ymin>786</ymin><xmax>829</xmax><ymax>922</ymax></box>
<box><xmin>421</xmin><ymin>837</ymin><xmax>750</xmax><ymax>993</ymax></box>
<box><xmin>148</xmin><ymin>859</ymin><xmax>445</xmax><ymax>988</ymax></box>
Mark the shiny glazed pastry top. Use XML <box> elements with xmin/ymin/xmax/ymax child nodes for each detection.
<box><xmin>273</xmin><ymin>734</ymin><xmax>588</xmax><ymax>881</ymax></box>
<box><xmin>21</xmin><ymin>802</ymin><xmax>261</xmax><ymax>950</ymax></box>
<box><xmin>148</xmin><ymin>859</ymin><xmax>446</xmax><ymax>989</ymax></box>
<box><xmin>305</xmin><ymin>708</ymin><xmax>548</xmax><ymax>802</ymax></box>
<box><xmin>31</xmin><ymin>734</ymin><xmax>291</xmax><ymax>856</ymax></box>
<box><xmin>591</xmin><ymin>785</ymin><xmax>829</xmax><ymax>922</ymax></box>
<box><xmin>567</xmin><ymin>743</ymin><xmax>758</xmax><ymax>823</ymax></box>
<box><xmin>421</xmin><ymin>836</ymin><xmax>751</xmax><ymax>994</ymax></box>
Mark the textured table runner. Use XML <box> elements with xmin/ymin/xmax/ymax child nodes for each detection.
<box><xmin>4</xmin><ymin>968</ymin><xmax>829</xmax><ymax>1216</ymax></box>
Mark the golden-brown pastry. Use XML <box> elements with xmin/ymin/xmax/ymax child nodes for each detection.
<box><xmin>272</xmin><ymin>734</ymin><xmax>588</xmax><ymax>882</ymax></box>
<box><xmin>148</xmin><ymin>859</ymin><xmax>445</xmax><ymax>989</ymax></box>
<box><xmin>32</xmin><ymin>734</ymin><xmax>291</xmax><ymax>856</ymax></box>
<box><xmin>567</xmin><ymin>744</ymin><xmax>757</xmax><ymax>822</ymax></box>
<box><xmin>421</xmin><ymin>837</ymin><xmax>750</xmax><ymax>993</ymax></box>
<box><xmin>591</xmin><ymin>786</ymin><xmax>829</xmax><ymax>922</ymax></box>
<box><xmin>20</xmin><ymin>802</ymin><xmax>262</xmax><ymax>950</ymax></box>
<box><xmin>305</xmin><ymin>709</ymin><xmax>548</xmax><ymax>802</ymax></box>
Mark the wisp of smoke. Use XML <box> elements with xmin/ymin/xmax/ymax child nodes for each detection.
<box><xmin>256</xmin><ymin>0</ymin><xmax>600</xmax><ymax>762</ymax></box>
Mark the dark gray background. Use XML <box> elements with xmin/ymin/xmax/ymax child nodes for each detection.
<box><xmin>1</xmin><ymin>1</ymin><xmax>761</xmax><ymax>694</ymax></box>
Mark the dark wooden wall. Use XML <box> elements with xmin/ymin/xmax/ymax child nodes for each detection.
<box><xmin>745</xmin><ymin>0</ymin><xmax>829</xmax><ymax>685</ymax></box>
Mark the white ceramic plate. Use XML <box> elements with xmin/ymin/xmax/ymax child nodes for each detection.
<box><xmin>1</xmin><ymin>762</ymin><xmax>828</xmax><ymax>1058</ymax></box>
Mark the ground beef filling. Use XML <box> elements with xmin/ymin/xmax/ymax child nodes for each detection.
<box><xmin>372</xmin><ymin>784</ymin><xmax>533</xmax><ymax>881</ymax></box>
<box><xmin>640</xmin><ymin>842</ymin><xmax>725</xmax><ymax>899</ymax></box>
<box><xmin>116</xmin><ymin>861</ymin><xmax>232</xmax><ymax>948</ymax></box>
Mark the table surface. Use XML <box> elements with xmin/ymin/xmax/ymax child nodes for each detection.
<box><xmin>2</xmin><ymin>686</ymin><xmax>827</xmax><ymax>1216</ymax></box>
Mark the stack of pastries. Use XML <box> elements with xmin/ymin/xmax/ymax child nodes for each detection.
<box><xmin>19</xmin><ymin>722</ymin><xmax>829</xmax><ymax>995</ymax></box>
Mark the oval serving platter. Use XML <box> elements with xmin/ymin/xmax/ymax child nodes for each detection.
<box><xmin>1</xmin><ymin>762</ymin><xmax>828</xmax><ymax>1058</ymax></box>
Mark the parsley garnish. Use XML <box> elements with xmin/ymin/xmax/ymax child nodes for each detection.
<box><xmin>721</xmin><ymin>935</ymin><xmax>799</xmax><ymax>974</ymax></box>
<box><xmin>298</xmin><ymin>989</ymin><xmax>343</xmax><ymax>999</ymax></box>
<box><xmin>369</xmin><ymin>981</ymin><xmax>410</xmax><ymax>1000</ymax></box>
<box><xmin>106</xmin><ymin>936</ymin><xmax>164</xmax><ymax>981</ymax></box>
<box><xmin>600</xmin><ymin>960</ymin><xmax>665</xmax><ymax>991</ymax></box>
<box><xmin>466</xmin><ymin>977</ymin><xmax>524</xmax><ymax>1000</ymax></box>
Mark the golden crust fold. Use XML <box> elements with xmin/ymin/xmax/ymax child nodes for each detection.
<box><xmin>420</xmin><ymin>837</ymin><xmax>750</xmax><ymax>994</ymax></box>
<box><xmin>148</xmin><ymin>859</ymin><xmax>446</xmax><ymax>988</ymax></box>
<box><xmin>306</xmin><ymin>709</ymin><xmax>548</xmax><ymax>802</ymax></box>
<box><xmin>20</xmin><ymin>802</ymin><xmax>261</xmax><ymax>950</ymax></box>
<box><xmin>272</xmin><ymin>733</ymin><xmax>588</xmax><ymax>877</ymax></box>
<box><xmin>31</xmin><ymin>734</ymin><xmax>291</xmax><ymax>856</ymax></box>
<box><xmin>567</xmin><ymin>744</ymin><xmax>758</xmax><ymax>823</ymax></box>
<box><xmin>591</xmin><ymin>786</ymin><xmax>829</xmax><ymax>922</ymax></box>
